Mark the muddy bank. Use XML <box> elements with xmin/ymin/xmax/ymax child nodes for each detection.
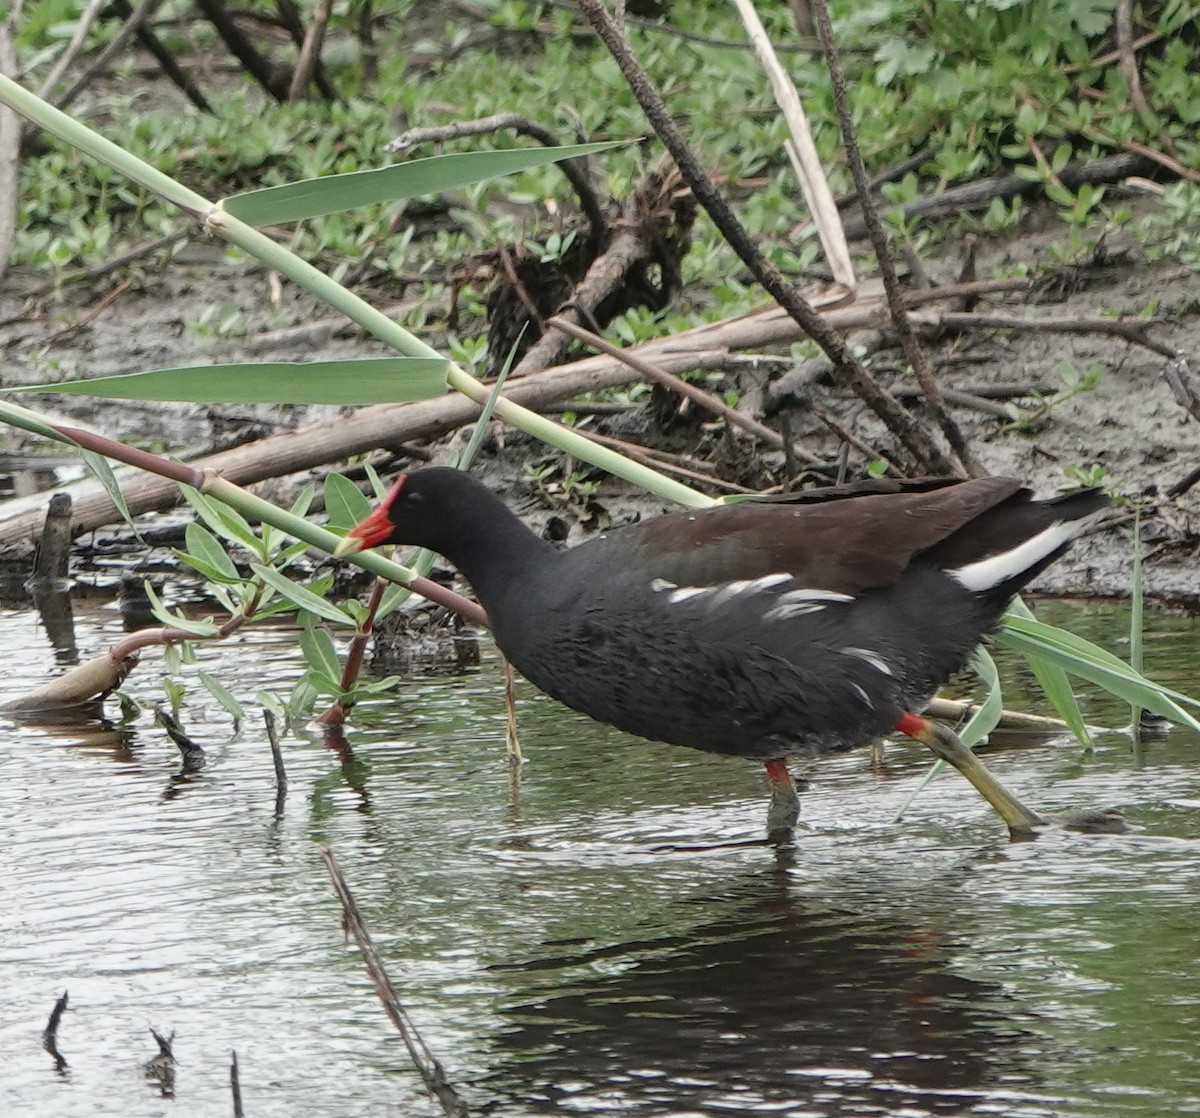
<box><xmin>1</xmin><ymin>211</ymin><xmax>1198</xmax><ymax>605</ymax></box>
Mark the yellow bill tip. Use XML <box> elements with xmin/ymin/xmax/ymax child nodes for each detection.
<box><xmin>332</xmin><ymin>534</ymin><xmax>366</xmax><ymax>559</ymax></box>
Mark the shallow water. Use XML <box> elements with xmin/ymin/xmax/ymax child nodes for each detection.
<box><xmin>1</xmin><ymin>595</ymin><xmax>1199</xmax><ymax>1117</ymax></box>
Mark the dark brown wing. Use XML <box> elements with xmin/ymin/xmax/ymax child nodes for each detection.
<box><xmin>617</xmin><ymin>477</ymin><xmax>1026</xmax><ymax>595</ymax></box>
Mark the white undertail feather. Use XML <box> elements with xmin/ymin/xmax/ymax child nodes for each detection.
<box><xmin>948</xmin><ymin>515</ymin><xmax>1098</xmax><ymax>592</ymax></box>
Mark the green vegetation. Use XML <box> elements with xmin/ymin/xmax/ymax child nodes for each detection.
<box><xmin>8</xmin><ymin>0</ymin><xmax>1200</xmax><ymax>340</ymax></box>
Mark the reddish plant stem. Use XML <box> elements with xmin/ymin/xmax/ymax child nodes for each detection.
<box><xmin>316</xmin><ymin>578</ymin><xmax>389</xmax><ymax>726</ymax></box>
<box><xmin>56</xmin><ymin>424</ymin><xmax>205</xmax><ymax>485</ymax></box>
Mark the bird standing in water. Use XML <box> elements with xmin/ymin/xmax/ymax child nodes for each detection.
<box><xmin>336</xmin><ymin>469</ymin><xmax>1108</xmax><ymax>840</ymax></box>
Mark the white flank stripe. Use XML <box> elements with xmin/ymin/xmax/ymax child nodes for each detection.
<box><xmin>843</xmin><ymin>646</ymin><xmax>894</xmax><ymax>676</ymax></box>
<box><xmin>750</xmin><ymin>573</ymin><xmax>793</xmax><ymax>591</ymax></box>
<box><xmin>850</xmin><ymin>682</ymin><xmax>874</xmax><ymax>709</ymax></box>
<box><xmin>657</xmin><ymin>572</ymin><xmax>793</xmax><ymax>607</ymax></box>
<box><xmin>948</xmin><ymin>519</ymin><xmax>1079</xmax><ymax>592</ymax></box>
<box><xmin>777</xmin><ymin>588</ymin><xmax>853</xmax><ymax>606</ymax></box>
<box><xmin>763</xmin><ymin>587</ymin><xmax>853</xmax><ymax>622</ymax></box>
<box><xmin>763</xmin><ymin>601</ymin><xmax>828</xmax><ymax>620</ymax></box>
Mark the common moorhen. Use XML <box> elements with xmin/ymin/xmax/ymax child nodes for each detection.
<box><xmin>336</xmin><ymin>468</ymin><xmax>1108</xmax><ymax>839</ymax></box>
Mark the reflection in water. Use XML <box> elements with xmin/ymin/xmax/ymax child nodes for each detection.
<box><xmin>30</xmin><ymin>583</ymin><xmax>78</xmax><ymax>664</ymax></box>
<box><xmin>487</xmin><ymin>876</ymin><xmax>1052</xmax><ymax>1116</ymax></box>
<box><xmin>1</xmin><ymin>601</ymin><xmax>1198</xmax><ymax>1117</ymax></box>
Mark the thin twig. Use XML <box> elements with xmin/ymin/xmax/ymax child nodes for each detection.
<box><xmin>810</xmin><ymin>407</ymin><xmax>898</xmax><ymax>474</ymax></box>
<box><xmin>1115</xmin><ymin>0</ymin><xmax>1153</xmax><ymax>120</ymax></box>
<box><xmin>194</xmin><ymin>0</ymin><xmax>289</xmax><ymax>101</ymax></box>
<box><xmin>502</xmin><ymin>656</ymin><xmax>523</xmax><ymax>766</ymax></box>
<box><xmin>15</xmin><ymin>230</ymin><xmax>189</xmax><ymax>301</ymax></box>
<box><xmin>834</xmin><ymin>148</ymin><xmax>932</xmax><ymax>209</ymax></box>
<box><xmin>35</xmin><ymin>0</ymin><xmax>107</xmax><ymax>101</ymax></box>
<box><xmin>840</xmin><ymin>152</ymin><xmax>1159</xmax><ymax>239</ymax></box>
<box><xmin>811</xmin><ymin>0</ymin><xmax>978</xmax><ymax>478</ymax></box>
<box><xmin>288</xmin><ymin>0</ymin><xmax>334</xmax><ymax>102</ymax></box>
<box><xmin>574</xmin><ymin>0</ymin><xmax>956</xmax><ymax>475</ymax></box>
<box><xmin>275</xmin><ymin>0</ymin><xmax>338</xmax><ymax>100</ymax></box>
<box><xmin>539</xmin><ymin>0</ymin><xmax>862</xmax><ymax>53</ymax></box>
<box><xmin>55</xmin><ymin>0</ymin><xmax>167</xmax><ymax>112</ymax></box>
<box><xmin>1163</xmin><ymin>357</ymin><xmax>1200</xmax><ymax>426</ymax></box>
<box><xmin>110</xmin><ymin>0</ymin><xmax>213</xmax><ymax>112</ymax></box>
<box><xmin>548</xmin><ymin>315</ymin><xmax>822</xmax><ymax>464</ymax></box>
<box><xmin>891</xmin><ymin>385</ymin><xmax>1013</xmax><ymax>420</ymax></box>
<box><xmin>576</xmin><ymin>428</ymin><xmax>762</xmax><ymax>491</ymax></box>
<box><xmin>1080</xmin><ymin>127</ymin><xmax>1200</xmax><ymax>186</ymax></box>
<box><xmin>933</xmin><ymin>310</ymin><xmax>1178</xmax><ymax>359</ymax></box>
<box><xmin>319</xmin><ymin>846</ymin><xmax>470</xmax><ymax>1117</ymax></box>
<box><xmin>263</xmin><ymin>708</ymin><xmax>287</xmax><ymax>815</ymax></box>
<box><xmin>0</xmin><ymin>22</ymin><xmax>19</xmax><ymax>287</ymax></box>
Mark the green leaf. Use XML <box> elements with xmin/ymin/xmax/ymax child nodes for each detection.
<box><xmin>300</xmin><ymin>667</ymin><xmax>345</xmax><ymax>699</ymax></box>
<box><xmin>1131</xmin><ymin>508</ymin><xmax>1145</xmax><ymax>731</ymax></box>
<box><xmin>459</xmin><ymin>330</ymin><xmax>520</xmax><ymax>471</ymax></box>
<box><xmin>1045</xmin><ymin>180</ymin><xmax>1076</xmax><ymax>208</ymax></box>
<box><xmin>348</xmin><ymin>675</ymin><xmax>401</xmax><ymax>697</ymax></box>
<box><xmin>298</xmin><ymin>614</ymin><xmax>343</xmax><ymax>681</ymax></box>
<box><xmin>289</xmin><ymin>484</ymin><xmax>317</xmax><ymax>519</ymax></box>
<box><xmin>162</xmin><ymin>676</ymin><xmax>186</xmax><ymax>711</ymax></box>
<box><xmin>183</xmin><ymin>522</ymin><xmax>240</xmax><ymax>582</ymax></box>
<box><xmin>250</xmin><ymin>563</ymin><xmax>356</xmax><ymax>625</ymax></box>
<box><xmin>324</xmin><ymin>472</ymin><xmax>373</xmax><ymax>531</ymax></box>
<box><xmin>222</xmin><ymin>142</ymin><xmax>625</xmax><ymax>225</ymax></box>
<box><xmin>13</xmin><ymin>358</ymin><xmax>448</xmax><ymax>406</ymax></box>
<box><xmin>81</xmin><ymin>449</ymin><xmax>135</xmax><ymax>530</ymax></box>
<box><xmin>179</xmin><ymin>486</ymin><xmax>260</xmax><ymax>550</ymax></box>
<box><xmin>288</xmin><ymin>675</ymin><xmax>320</xmax><ymax>719</ymax></box>
<box><xmin>143</xmin><ymin>579</ymin><xmax>221</xmax><ymax>637</ymax></box>
<box><xmin>375</xmin><ymin>547</ymin><xmax>438</xmax><ymax>621</ymax></box>
<box><xmin>199</xmin><ymin>671</ymin><xmax>246</xmax><ymax>722</ymax></box>
<box><xmin>256</xmin><ymin>689</ymin><xmax>289</xmax><ymax>726</ymax></box>
<box><xmin>997</xmin><ymin>616</ymin><xmax>1200</xmax><ymax>732</ymax></box>
<box><xmin>364</xmin><ymin>461</ymin><xmax>388</xmax><ymax>499</ymax></box>
<box><xmin>210</xmin><ymin>583</ymin><xmax>238</xmax><ymax>614</ymax></box>
<box><xmin>174</xmin><ymin>548</ymin><xmax>242</xmax><ymax>586</ymax></box>
<box><xmin>957</xmin><ymin>647</ymin><xmax>1004</xmax><ymax>748</ymax></box>
<box><xmin>1005</xmin><ymin>598</ymin><xmax>1094</xmax><ymax>749</ymax></box>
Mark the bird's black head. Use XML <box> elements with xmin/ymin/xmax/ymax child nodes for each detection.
<box><xmin>334</xmin><ymin>467</ymin><xmax>509</xmax><ymax>558</ymax></box>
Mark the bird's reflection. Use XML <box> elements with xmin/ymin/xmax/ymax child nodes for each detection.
<box><xmin>483</xmin><ymin>876</ymin><xmax>1054</xmax><ymax>1116</ymax></box>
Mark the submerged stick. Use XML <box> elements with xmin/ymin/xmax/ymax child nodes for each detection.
<box><xmin>32</xmin><ymin>492</ymin><xmax>73</xmax><ymax>581</ymax></box>
<box><xmin>42</xmin><ymin>990</ymin><xmax>69</xmax><ymax>1072</ymax></box>
<box><xmin>264</xmin><ymin>709</ymin><xmax>287</xmax><ymax>815</ymax></box>
<box><xmin>231</xmin><ymin>1050</ymin><xmax>245</xmax><ymax>1118</ymax></box>
<box><xmin>924</xmin><ymin>697</ymin><xmax>1073</xmax><ymax>732</ymax></box>
<box><xmin>319</xmin><ymin>845</ymin><xmax>470</xmax><ymax>1118</ymax></box>
<box><xmin>144</xmin><ymin>1027</ymin><xmax>176</xmax><ymax>1099</ymax></box>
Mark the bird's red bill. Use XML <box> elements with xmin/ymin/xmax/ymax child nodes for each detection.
<box><xmin>339</xmin><ymin>475</ymin><xmax>407</xmax><ymax>552</ymax></box>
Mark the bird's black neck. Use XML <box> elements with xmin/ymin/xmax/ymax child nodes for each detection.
<box><xmin>426</xmin><ymin>485</ymin><xmax>560</xmax><ymax>613</ymax></box>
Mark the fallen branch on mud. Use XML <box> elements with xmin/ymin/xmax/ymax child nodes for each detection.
<box><xmin>0</xmin><ymin>276</ymin><xmax>1029</xmax><ymax>550</ymax></box>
